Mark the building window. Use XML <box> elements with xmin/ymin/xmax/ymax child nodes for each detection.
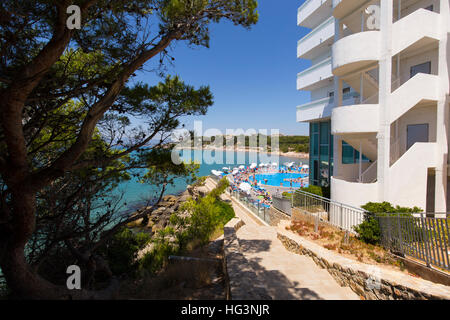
<box><xmin>410</xmin><ymin>61</ymin><xmax>431</xmax><ymax>78</ymax></box>
<box><xmin>309</xmin><ymin>120</ymin><xmax>333</xmax><ymax>187</ymax></box>
<box><xmin>406</xmin><ymin>124</ymin><xmax>429</xmax><ymax>150</ymax></box>
<box><xmin>313</xmin><ymin>160</ymin><xmax>319</xmax><ymax>182</ymax></box>
<box><xmin>342</xmin><ymin>141</ymin><xmax>370</xmax><ymax>164</ymax></box>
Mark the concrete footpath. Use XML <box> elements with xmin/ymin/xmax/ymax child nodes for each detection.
<box><xmin>205</xmin><ymin>178</ymin><xmax>359</xmax><ymax>300</ymax></box>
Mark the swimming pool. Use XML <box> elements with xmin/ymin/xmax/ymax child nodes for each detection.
<box><xmin>249</xmin><ymin>173</ymin><xmax>308</xmax><ymax>188</ymax></box>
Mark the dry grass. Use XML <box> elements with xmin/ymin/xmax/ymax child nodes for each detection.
<box><xmin>286</xmin><ymin>213</ymin><xmax>416</xmax><ymax>275</ymax></box>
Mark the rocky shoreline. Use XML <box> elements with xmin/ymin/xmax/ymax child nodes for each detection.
<box><xmin>127</xmin><ymin>182</ymin><xmax>209</xmax><ymax>234</ymax></box>
<box><xmin>126</xmin><ymin>181</ymin><xmax>212</xmax><ymax>259</ymax></box>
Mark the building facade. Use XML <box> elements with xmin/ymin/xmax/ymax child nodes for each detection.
<box><xmin>297</xmin><ymin>0</ymin><xmax>450</xmax><ymax>211</ymax></box>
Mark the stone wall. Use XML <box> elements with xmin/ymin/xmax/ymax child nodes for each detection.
<box><xmin>277</xmin><ymin>228</ymin><xmax>450</xmax><ymax>300</ymax></box>
<box><xmin>223</xmin><ymin>218</ymin><xmax>272</xmax><ymax>300</ymax></box>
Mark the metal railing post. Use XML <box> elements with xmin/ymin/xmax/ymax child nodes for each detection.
<box><xmin>397</xmin><ymin>213</ymin><xmax>404</xmax><ymax>256</ymax></box>
<box><xmin>420</xmin><ymin>213</ymin><xmax>432</xmax><ymax>268</ymax></box>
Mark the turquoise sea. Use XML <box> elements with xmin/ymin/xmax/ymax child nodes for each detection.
<box><xmin>114</xmin><ymin>149</ymin><xmax>307</xmax><ymax>212</ymax></box>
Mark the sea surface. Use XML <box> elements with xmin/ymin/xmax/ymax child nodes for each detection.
<box><xmin>113</xmin><ymin>149</ymin><xmax>307</xmax><ymax>212</ymax></box>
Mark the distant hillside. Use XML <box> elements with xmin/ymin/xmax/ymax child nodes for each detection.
<box><xmin>200</xmin><ymin>134</ymin><xmax>309</xmax><ymax>153</ymax></box>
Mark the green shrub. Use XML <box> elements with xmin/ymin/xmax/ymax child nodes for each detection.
<box><xmin>102</xmin><ymin>228</ymin><xmax>151</xmax><ymax>276</ymax></box>
<box><xmin>140</xmin><ymin>179</ymin><xmax>234</xmax><ymax>274</ymax></box>
<box><xmin>282</xmin><ymin>192</ymin><xmax>292</xmax><ymax>199</ymax></box>
<box><xmin>354</xmin><ymin>202</ymin><xmax>423</xmax><ymax>245</ymax></box>
<box><xmin>300</xmin><ymin>185</ymin><xmax>323</xmax><ymax>197</ymax></box>
<box><xmin>361</xmin><ymin>201</ymin><xmax>422</xmax><ymax>214</ymax></box>
<box><xmin>179</xmin><ymin>197</ymin><xmax>234</xmax><ymax>248</ymax></box>
<box><xmin>140</xmin><ymin>229</ymin><xmax>179</xmax><ymax>274</ymax></box>
<box><xmin>353</xmin><ymin>216</ymin><xmax>381</xmax><ymax>245</ymax></box>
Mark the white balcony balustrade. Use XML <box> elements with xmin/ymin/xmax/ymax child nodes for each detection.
<box><xmin>298</xmin><ymin>17</ymin><xmax>335</xmax><ymax>60</ymax></box>
<box><xmin>298</xmin><ymin>0</ymin><xmax>333</xmax><ymax>29</ymax></box>
<box><xmin>297</xmin><ymin>57</ymin><xmax>333</xmax><ymax>91</ymax></box>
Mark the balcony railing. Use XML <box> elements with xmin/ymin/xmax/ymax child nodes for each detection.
<box><xmin>376</xmin><ymin>213</ymin><xmax>450</xmax><ymax>271</ymax></box>
<box><xmin>292</xmin><ymin>189</ymin><xmax>367</xmax><ymax>234</ymax></box>
<box><xmin>298</xmin><ymin>16</ymin><xmax>334</xmax><ymax>58</ymax></box>
<box><xmin>297</xmin><ymin>57</ymin><xmax>332</xmax><ymax>90</ymax></box>
<box><xmin>298</xmin><ymin>0</ymin><xmax>330</xmax><ymax>27</ymax></box>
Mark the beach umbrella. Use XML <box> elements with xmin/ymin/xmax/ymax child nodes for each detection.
<box><xmin>302</xmin><ymin>164</ymin><xmax>309</xmax><ymax>169</ymax></box>
<box><xmin>239</xmin><ymin>165</ymin><xmax>245</xmax><ymax>170</ymax></box>
<box><xmin>239</xmin><ymin>182</ymin><xmax>252</xmax><ymax>192</ymax></box>
<box><xmin>222</xmin><ymin>167</ymin><xmax>230</xmax><ymax>171</ymax></box>
<box><xmin>272</xmin><ymin>162</ymin><xmax>278</xmax><ymax>167</ymax></box>
<box><xmin>232</xmin><ymin>169</ymin><xmax>239</xmax><ymax>175</ymax></box>
<box><xmin>250</xmin><ymin>163</ymin><xmax>257</xmax><ymax>169</ymax></box>
<box><xmin>211</xmin><ymin>170</ymin><xmax>223</xmax><ymax>176</ymax></box>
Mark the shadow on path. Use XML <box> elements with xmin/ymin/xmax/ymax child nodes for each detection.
<box><xmin>232</xmin><ymin>238</ymin><xmax>323</xmax><ymax>300</ymax></box>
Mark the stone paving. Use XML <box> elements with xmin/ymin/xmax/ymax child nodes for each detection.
<box><xmin>205</xmin><ymin>178</ymin><xmax>359</xmax><ymax>300</ymax></box>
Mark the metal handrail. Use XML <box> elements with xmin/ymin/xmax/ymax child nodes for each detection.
<box><xmin>292</xmin><ymin>190</ymin><xmax>368</xmax><ymax>234</ymax></box>
<box><xmin>358</xmin><ymin>160</ymin><xmax>377</xmax><ymax>183</ymax></box>
<box><xmin>375</xmin><ymin>212</ymin><xmax>449</xmax><ymax>271</ymax></box>
<box><xmin>295</xmin><ymin>189</ymin><xmax>367</xmax><ymax>213</ymax></box>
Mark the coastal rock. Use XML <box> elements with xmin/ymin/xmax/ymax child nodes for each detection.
<box><xmin>197</xmin><ymin>186</ymin><xmax>209</xmax><ymax>197</ymax></box>
<box><xmin>178</xmin><ymin>194</ymin><xmax>191</xmax><ymax>203</ymax></box>
<box><xmin>158</xmin><ymin>195</ymin><xmax>178</xmax><ymax>207</ymax></box>
<box><xmin>153</xmin><ymin>207</ymin><xmax>167</xmax><ymax>216</ymax></box>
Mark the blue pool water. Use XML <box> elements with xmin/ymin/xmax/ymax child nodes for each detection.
<box><xmin>250</xmin><ymin>173</ymin><xmax>308</xmax><ymax>188</ymax></box>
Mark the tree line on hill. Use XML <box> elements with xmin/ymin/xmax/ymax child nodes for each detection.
<box><xmin>194</xmin><ymin>134</ymin><xmax>309</xmax><ymax>153</ymax></box>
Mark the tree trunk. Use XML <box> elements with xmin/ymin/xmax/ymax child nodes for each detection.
<box><xmin>1</xmin><ymin>243</ymin><xmax>119</xmax><ymax>299</ymax></box>
<box><xmin>0</xmin><ymin>190</ymin><xmax>119</xmax><ymax>299</ymax></box>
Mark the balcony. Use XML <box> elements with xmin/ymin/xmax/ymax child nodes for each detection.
<box><xmin>297</xmin><ymin>57</ymin><xmax>333</xmax><ymax>91</ymax></box>
<box><xmin>391</xmin><ymin>9</ymin><xmax>440</xmax><ymax>57</ymax></box>
<box><xmin>332</xmin><ymin>31</ymin><xmax>380</xmax><ymax>76</ymax></box>
<box><xmin>297</xmin><ymin>92</ymin><xmax>360</xmax><ymax>122</ymax></box>
<box><xmin>331</xmin><ymin>176</ymin><xmax>378</xmax><ymax>208</ymax></box>
<box><xmin>298</xmin><ymin>17</ymin><xmax>334</xmax><ymax>60</ymax></box>
<box><xmin>332</xmin><ymin>0</ymin><xmax>372</xmax><ymax>20</ymax></box>
<box><xmin>389</xmin><ymin>73</ymin><xmax>439</xmax><ymax>124</ymax></box>
<box><xmin>297</xmin><ymin>96</ymin><xmax>332</xmax><ymax>122</ymax></box>
<box><xmin>298</xmin><ymin>0</ymin><xmax>333</xmax><ymax>29</ymax></box>
<box><xmin>331</xmin><ymin>103</ymin><xmax>379</xmax><ymax>135</ymax></box>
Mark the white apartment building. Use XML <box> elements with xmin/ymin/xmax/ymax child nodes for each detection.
<box><xmin>297</xmin><ymin>0</ymin><xmax>450</xmax><ymax>212</ymax></box>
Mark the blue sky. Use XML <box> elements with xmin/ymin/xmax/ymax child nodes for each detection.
<box><xmin>138</xmin><ymin>1</ymin><xmax>312</xmax><ymax>136</ymax></box>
